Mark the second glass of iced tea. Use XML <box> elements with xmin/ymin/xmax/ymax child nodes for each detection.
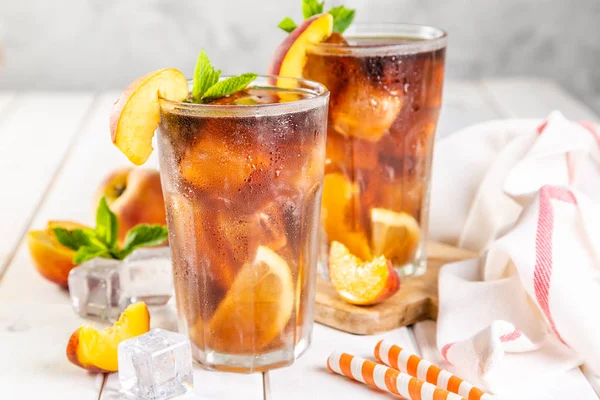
<box><xmin>157</xmin><ymin>76</ymin><xmax>328</xmax><ymax>372</ymax></box>
<box><xmin>304</xmin><ymin>24</ymin><xmax>446</xmax><ymax>277</ymax></box>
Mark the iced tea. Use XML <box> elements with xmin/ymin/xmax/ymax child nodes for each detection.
<box><xmin>157</xmin><ymin>77</ymin><xmax>328</xmax><ymax>372</ymax></box>
<box><xmin>304</xmin><ymin>24</ymin><xmax>446</xmax><ymax>276</ymax></box>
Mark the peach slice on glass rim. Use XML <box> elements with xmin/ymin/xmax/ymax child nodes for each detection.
<box><xmin>110</xmin><ymin>68</ymin><xmax>188</xmax><ymax>165</ymax></box>
<box><xmin>329</xmin><ymin>241</ymin><xmax>400</xmax><ymax>306</ymax></box>
<box><xmin>268</xmin><ymin>13</ymin><xmax>333</xmax><ymax>88</ymax></box>
<box><xmin>66</xmin><ymin>302</ymin><xmax>150</xmax><ymax>372</ymax></box>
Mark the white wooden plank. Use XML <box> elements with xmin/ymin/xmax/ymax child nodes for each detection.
<box><xmin>101</xmin><ymin>365</ymin><xmax>264</xmax><ymax>400</ymax></box>
<box><xmin>0</xmin><ymin>92</ymin><xmax>130</xmax><ymax>303</ymax></box>
<box><xmin>0</xmin><ymin>92</ymin><xmax>95</xmax><ymax>273</ymax></box>
<box><xmin>482</xmin><ymin>78</ymin><xmax>599</xmax><ymax>121</ymax></box>
<box><xmin>437</xmin><ymin>80</ymin><xmax>503</xmax><ymax>139</ymax></box>
<box><xmin>266</xmin><ymin>324</ymin><xmax>418</xmax><ymax>399</ymax></box>
<box><xmin>0</xmin><ymin>304</ymin><xmax>104</xmax><ymax>398</ymax></box>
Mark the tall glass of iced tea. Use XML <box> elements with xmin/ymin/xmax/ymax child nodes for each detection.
<box><xmin>157</xmin><ymin>76</ymin><xmax>328</xmax><ymax>372</ymax></box>
<box><xmin>304</xmin><ymin>24</ymin><xmax>446</xmax><ymax>277</ymax></box>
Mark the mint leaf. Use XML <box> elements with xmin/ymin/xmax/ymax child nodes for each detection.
<box><xmin>202</xmin><ymin>73</ymin><xmax>258</xmax><ymax>101</ymax></box>
<box><xmin>74</xmin><ymin>245</ymin><xmax>111</xmax><ymax>264</ymax></box>
<box><xmin>95</xmin><ymin>197</ymin><xmax>119</xmax><ymax>248</ymax></box>
<box><xmin>278</xmin><ymin>17</ymin><xmax>298</xmax><ymax>33</ymax></box>
<box><xmin>328</xmin><ymin>6</ymin><xmax>355</xmax><ymax>33</ymax></box>
<box><xmin>52</xmin><ymin>228</ymin><xmax>93</xmax><ymax>251</ymax></box>
<box><xmin>192</xmin><ymin>50</ymin><xmax>222</xmax><ymax>102</ymax></box>
<box><xmin>302</xmin><ymin>0</ymin><xmax>324</xmax><ymax>19</ymax></box>
<box><xmin>120</xmin><ymin>224</ymin><xmax>168</xmax><ymax>259</ymax></box>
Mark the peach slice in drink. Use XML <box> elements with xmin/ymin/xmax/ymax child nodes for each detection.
<box><xmin>194</xmin><ymin>246</ymin><xmax>294</xmax><ymax>354</ymax></box>
<box><xmin>371</xmin><ymin>208</ymin><xmax>421</xmax><ymax>266</ymax></box>
<box><xmin>110</xmin><ymin>68</ymin><xmax>188</xmax><ymax>165</ymax></box>
<box><xmin>321</xmin><ymin>173</ymin><xmax>372</xmax><ymax>261</ymax></box>
<box><xmin>329</xmin><ymin>241</ymin><xmax>400</xmax><ymax>306</ymax></box>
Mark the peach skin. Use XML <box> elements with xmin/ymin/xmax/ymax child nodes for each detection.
<box><xmin>95</xmin><ymin>167</ymin><xmax>167</xmax><ymax>243</ymax></box>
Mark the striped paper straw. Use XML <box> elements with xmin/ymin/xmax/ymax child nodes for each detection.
<box><xmin>327</xmin><ymin>351</ymin><xmax>466</xmax><ymax>400</ymax></box>
<box><xmin>375</xmin><ymin>340</ymin><xmax>491</xmax><ymax>400</ymax></box>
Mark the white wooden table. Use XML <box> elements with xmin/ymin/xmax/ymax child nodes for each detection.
<box><xmin>0</xmin><ymin>78</ymin><xmax>598</xmax><ymax>399</ymax></box>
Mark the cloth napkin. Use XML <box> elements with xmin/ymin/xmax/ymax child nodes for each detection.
<box><xmin>428</xmin><ymin>111</ymin><xmax>600</xmax><ymax>396</ymax></box>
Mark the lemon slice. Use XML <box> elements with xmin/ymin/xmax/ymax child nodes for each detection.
<box><xmin>371</xmin><ymin>208</ymin><xmax>421</xmax><ymax>265</ymax></box>
<box><xmin>206</xmin><ymin>246</ymin><xmax>294</xmax><ymax>354</ymax></box>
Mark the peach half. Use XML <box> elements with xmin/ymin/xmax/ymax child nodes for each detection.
<box><xmin>27</xmin><ymin>220</ymin><xmax>89</xmax><ymax>287</ymax></box>
<box><xmin>110</xmin><ymin>69</ymin><xmax>188</xmax><ymax>165</ymax></box>
<box><xmin>329</xmin><ymin>241</ymin><xmax>400</xmax><ymax>306</ymax></box>
<box><xmin>66</xmin><ymin>302</ymin><xmax>150</xmax><ymax>372</ymax></box>
<box><xmin>268</xmin><ymin>13</ymin><xmax>333</xmax><ymax>88</ymax></box>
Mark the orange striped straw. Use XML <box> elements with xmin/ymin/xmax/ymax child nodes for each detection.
<box><xmin>374</xmin><ymin>340</ymin><xmax>491</xmax><ymax>400</ymax></box>
<box><xmin>327</xmin><ymin>352</ymin><xmax>466</xmax><ymax>400</ymax></box>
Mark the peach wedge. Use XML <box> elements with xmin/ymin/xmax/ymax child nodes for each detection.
<box><xmin>329</xmin><ymin>241</ymin><xmax>400</xmax><ymax>306</ymax></box>
<box><xmin>110</xmin><ymin>68</ymin><xmax>188</xmax><ymax>165</ymax></box>
<box><xmin>66</xmin><ymin>302</ymin><xmax>150</xmax><ymax>372</ymax></box>
<box><xmin>268</xmin><ymin>13</ymin><xmax>333</xmax><ymax>88</ymax></box>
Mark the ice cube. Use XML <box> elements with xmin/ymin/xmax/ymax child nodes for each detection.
<box><xmin>330</xmin><ymin>81</ymin><xmax>404</xmax><ymax>142</ymax></box>
<box><xmin>68</xmin><ymin>248</ymin><xmax>173</xmax><ymax>321</ymax></box>
<box><xmin>68</xmin><ymin>257</ymin><xmax>122</xmax><ymax>321</ymax></box>
<box><xmin>118</xmin><ymin>328</ymin><xmax>193</xmax><ymax>400</ymax></box>
<box><xmin>120</xmin><ymin>247</ymin><xmax>173</xmax><ymax>307</ymax></box>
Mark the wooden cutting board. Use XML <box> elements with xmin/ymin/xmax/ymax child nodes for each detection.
<box><xmin>315</xmin><ymin>241</ymin><xmax>477</xmax><ymax>335</ymax></box>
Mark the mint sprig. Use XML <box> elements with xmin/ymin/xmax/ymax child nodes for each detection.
<box><xmin>202</xmin><ymin>73</ymin><xmax>258</xmax><ymax>101</ymax></box>
<box><xmin>302</xmin><ymin>0</ymin><xmax>324</xmax><ymax>19</ymax></box>
<box><xmin>192</xmin><ymin>50</ymin><xmax>221</xmax><ymax>102</ymax></box>
<box><xmin>278</xmin><ymin>0</ymin><xmax>356</xmax><ymax>34</ymax></box>
<box><xmin>278</xmin><ymin>17</ymin><xmax>298</xmax><ymax>34</ymax></box>
<box><xmin>191</xmin><ymin>51</ymin><xmax>257</xmax><ymax>104</ymax></box>
<box><xmin>328</xmin><ymin>6</ymin><xmax>355</xmax><ymax>34</ymax></box>
<box><xmin>52</xmin><ymin>196</ymin><xmax>168</xmax><ymax>264</ymax></box>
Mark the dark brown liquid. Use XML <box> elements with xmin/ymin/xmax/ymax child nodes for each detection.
<box><xmin>157</xmin><ymin>88</ymin><xmax>327</xmax><ymax>368</ymax></box>
<box><xmin>305</xmin><ymin>37</ymin><xmax>445</xmax><ymax>266</ymax></box>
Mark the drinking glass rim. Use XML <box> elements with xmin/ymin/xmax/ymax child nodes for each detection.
<box><xmin>159</xmin><ymin>75</ymin><xmax>329</xmax><ymax>117</ymax></box>
<box><xmin>307</xmin><ymin>23</ymin><xmax>447</xmax><ymax>57</ymax></box>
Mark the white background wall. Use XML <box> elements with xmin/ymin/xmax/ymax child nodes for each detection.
<box><xmin>1</xmin><ymin>0</ymin><xmax>599</xmax><ymax>111</ymax></box>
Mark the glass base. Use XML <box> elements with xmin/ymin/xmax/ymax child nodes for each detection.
<box><xmin>191</xmin><ymin>335</ymin><xmax>312</xmax><ymax>373</ymax></box>
<box><xmin>394</xmin><ymin>256</ymin><xmax>426</xmax><ymax>278</ymax></box>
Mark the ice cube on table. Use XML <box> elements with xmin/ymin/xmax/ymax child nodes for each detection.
<box><xmin>120</xmin><ymin>247</ymin><xmax>173</xmax><ymax>307</ymax></box>
<box><xmin>68</xmin><ymin>257</ymin><xmax>122</xmax><ymax>321</ymax></box>
<box><xmin>68</xmin><ymin>247</ymin><xmax>173</xmax><ymax>321</ymax></box>
<box><xmin>118</xmin><ymin>328</ymin><xmax>193</xmax><ymax>400</ymax></box>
